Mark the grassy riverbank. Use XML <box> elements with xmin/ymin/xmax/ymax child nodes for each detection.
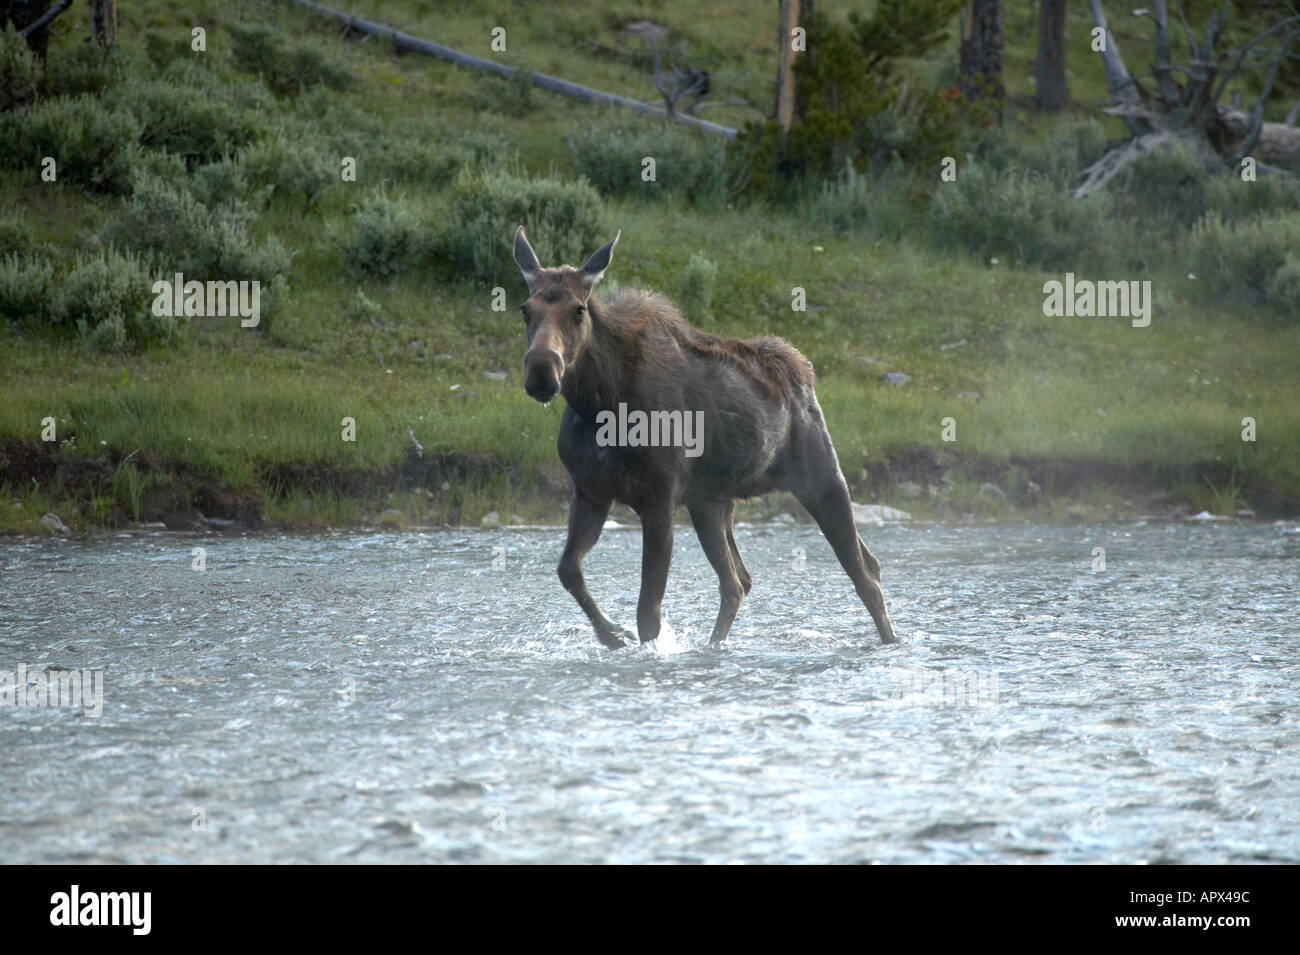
<box><xmin>2</xmin><ymin>0</ymin><xmax>1297</xmax><ymax>533</ymax></box>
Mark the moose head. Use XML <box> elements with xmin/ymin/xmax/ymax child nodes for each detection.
<box><xmin>514</xmin><ymin>226</ymin><xmax>619</xmax><ymax>404</ymax></box>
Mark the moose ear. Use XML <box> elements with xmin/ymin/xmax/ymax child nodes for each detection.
<box><xmin>579</xmin><ymin>231</ymin><xmax>620</xmax><ymax>287</ymax></box>
<box><xmin>514</xmin><ymin>225</ymin><xmax>541</xmax><ymax>290</ymax></box>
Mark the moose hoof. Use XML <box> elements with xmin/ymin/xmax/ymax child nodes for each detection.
<box><xmin>596</xmin><ymin>627</ymin><xmax>633</xmax><ymax>649</ymax></box>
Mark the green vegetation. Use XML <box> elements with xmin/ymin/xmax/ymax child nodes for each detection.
<box><xmin>53</xmin><ymin>248</ymin><xmax>179</xmax><ymax>350</ymax></box>
<box><xmin>735</xmin><ymin>0</ymin><xmax>976</xmax><ymax>195</ymax></box>
<box><xmin>569</xmin><ymin>115</ymin><xmax>726</xmax><ymax>204</ymax></box>
<box><xmin>0</xmin><ymin>0</ymin><xmax>1297</xmax><ymax>534</ymax></box>
<box><xmin>441</xmin><ymin>168</ymin><xmax>606</xmax><ymax>284</ymax></box>
<box><xmin>0</xmin><ymin>23</ymin><xmax>40</xmax><ymax>109</ymax></box>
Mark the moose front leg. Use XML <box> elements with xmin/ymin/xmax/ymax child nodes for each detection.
<box><xmin>636</xmin><ymin>502</ymin><xmax>675</xmax><ymax>644</ymax></box>
<box><xmin>558</xmin><ymin>491</ymin><xmax>632</xmax><ymax>648</ymax></box>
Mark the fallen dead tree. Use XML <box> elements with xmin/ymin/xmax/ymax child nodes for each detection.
<box><xmin>1076</xmin><ymin>0</ymin><xmax>1300</xmax><ymax>197</ymax></box>
<box><xmin>18</xmin><ymin>0</ymin><xmax>73</xmax><ymax>41</ymax></box>
<box><xmin>285</xmin><ymin>0</ymin><xmax>738</xmax><ymax>139</ymax></box>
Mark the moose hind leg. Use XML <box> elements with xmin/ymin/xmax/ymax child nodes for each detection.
<box><xmin>725</xmin><ymin>502</ymin><xmax>753</xmax><ymax>596</ymax></box>
<box><xmin>859</xmin><ymin>537</ymin><xmax>881</xmax><ymax>579</ymax></box>
<box><xmin>558</xmin><ymin>491</ymin><xmax>631</xmax><ymax>648</ymax></box>
<box><xmin>796</xmin><ymin>480</ymin><xmax>898</xmax><ymax>644</ymax></box>
<box><xmin>689</xmin><ymin>502</ymin><xmax>745</xmax><ymax>644</ymax></box>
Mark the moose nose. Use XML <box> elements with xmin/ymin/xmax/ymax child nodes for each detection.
<box><xmin>523</xmin><ymin>348</ymin><xmax>563</xmax><ymax>403</ymax></box>
<box><xmin>526</xmin><ymin>377</ymin><xmax>558</xmax><ymax>403</ymax></box>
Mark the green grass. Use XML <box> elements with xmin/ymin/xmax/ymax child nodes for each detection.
<box><xmin>2</xmin><ymin>0</ymin><xmax>1297</xmax><ymax>532</ymax></box>
<box><xmin>0</xmin><ymin>485</ymin><xmax>58</xmax><ymax>534</ymax></box>
<box><xmin>262</xmin><ymin>487</ymin><xmax>363</xmax><ymax>528</ymax></box>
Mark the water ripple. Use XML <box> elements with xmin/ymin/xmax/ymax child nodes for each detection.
<box><xmin>0</xmin><ymin>521</ymin><xmax>1296</xmax><ymax>863</ymax></box>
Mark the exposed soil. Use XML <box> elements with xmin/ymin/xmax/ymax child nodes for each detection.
<box><xmin>855</xmin><ymin>446</ymin><xmax>1294</xmax><ymax>517</ymax></box>
<box><xmin>2</xmin><ymin>437</ymin><xmax>1295</xmax><ymax>533</ymax></box>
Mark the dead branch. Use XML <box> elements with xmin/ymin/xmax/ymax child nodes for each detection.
<box><xmin>1087</xmin><ymin>0</ymin><xmax>1144</xmax><ymax>111</ymax></box>
<box><xmin>1176</xmin><ymin>1</ymin><xmax>1197</xmax><ymax>55</ymax></box>
<box><xmin>19</xmin><ymin>0</ymin><xmax>73</xmax><ymax>38</ymax></box>
<box><xmin>685</xmin><ymin>67</ymin><xmax>750</xmax><ymax>116</ymax></box>
<box><xmin>687</xmin><ymin>98</ymin><xmax>748</xmax><ymax>115</ymax></box>
<box><xmin>1210</xmin><ymin>15</ymin><xmax>1300</xmax><ymax>107</ymax></box>
<box><xmin>648</xmin><ymin>35</ymin><xmax>713</xmax><ymax>118</ymax></box>
<box><xmin>1147</xmin><ymin>1</ymin><xmax>1182</xmax><ymax>103</ymax></box>
<box><xmin>1072</xmin><ymin>130</ymin><xmax>1181</xmax><ymax>198</ymax></box>
<box><xmin>285</xmin><ymin>0</ymin><xmax>737</xmax><ymax>139</ymax></box>
<box><xmin>649</xmin><ymin>36</ymin><xmax>676</xmax><ymax>115</ymax></box>
<box><xmin>1082</xmin><ymin>1</ymin><xmax>1300</xmax><ymax>184</ymax></box>
<box><xmin>1229</xmin><ymin>36</ymin><xmax>1293</xmax><ymax>165</ymax></box>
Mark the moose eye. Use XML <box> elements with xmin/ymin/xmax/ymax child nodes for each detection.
<box><xmin>575</xmin><ymin>305</ymin><xmax>585</xmax><ymax>316</ymax></box>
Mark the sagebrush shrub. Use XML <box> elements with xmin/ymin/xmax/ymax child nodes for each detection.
<box><xmin>1190</xmin><ymin>212</ymin><xmax>1300</xmax><ymax>319</ymax></box>
<box><xmin>455</xmin><ymin>129</ymin><xmax>510</xmax><ymax>166</ymax></box>
<box><xmin>0</xmin><ymin>215</ymin><xmax>34</xmax><ymax>257</ymax></box>
<box><xmin>287</xmin><ymin>88</ymin><xmax>380</xmax><ymax>154</ymax></box>
<box><xmin>133</xmin><ymin>147</ymin><xmax>188</xmax><ymax>187</ymax></box>
<box><xmin>441</xmin><ymin>169</ymin><xmax>604</xmax><ymax>284</ymax></box>
<box><xmin>340</xmin><ymin>193</ymin><xmax>422</xmax><ymax>278</ymax></box>
<box><xmin>379</xmin><ymin>139</ymin><xmax>473</xmax><ymax>188</ymax></box>
<box><xmin>1265</xmin><ymin>255</ymin><xmax>1300</xmax><ymax>317</ymax></box>
<box><xmin>809</xmin><ymin>160</ymin><xmax>914</xmax><ymax>239</ymax></box>
<box><xmin>1</xmin><ymin>95</ymin><xmax>141</xmax><ymax>194</ymax></box>
<box><xmin>118</xmin><ymin>69</ymin><xmax>262</xmax><ymax>168</ymax></box>
<box><xmin>1204</xmin><ymin>172</ymin><xmax>1300</xmax><ymax>224</ymax></box>
<box><xmin>929</xmin><ymin>161</ymin><xmax>1118</xmax><ymax>271</ymax></box>
<box><xmin>144</xmin><ymin>29</ymin><xmax>194</xmax><ymax>71</ymax></box>
<box><xmin>960</xmin><ymin>128</ymin><xmax>1297</xmax><ymax>275</ymax></box>
<box><xmin>568</xmin><ymin>118</ymin><xmax>726</xmax><ymax>205</ymax></box>
<box><xmin>0</xmin><ymin>253</ymin><xmax>54</xmax><ymax>322</ymax></box>
<box><xmin>53</xmin><ymin>249</ymin><xmax>180</xmax><ymax>351</ymax></box>
<box><xmin>242</xmin><ymin>134</ymin><xmax>334</xmax><ymax>208</ymax></box>
<box><xmin>1115</xmin><ymin>139</ymin><xmax>1214</xmax><ymax>227</ymax></box>
<box><xmin>104</xmin><ymin>173</ymin><xmax>290</xmax><ymax>317</ymax></box>
<box><xmin>106</xmin><ymin>172</ymin><xmax>248</xmax><ymax>264</ymax></box>
<box><xmin>189</xmin><ymin>154</ymin><xmax>259</xmax><ymax>208</ymax></box>
<box><xmin>678</xmin><ymin>253</ymin><xmax>717</xmax><ymax>323</ymax></box>
<box><xmin>464</xmin><ymin>68</ymin><xmax>536</xmax><ymax>118</ymax></box>
<box><xmin>974</xmin><ymin>121</ymin><xmax>1109</xmax><ymax>182</ymax></box>
<box><xmin>344</xmin><ymin>288</ymin><xmax>382</xmax><ymax>322</ymax></box>
<box><xmin>226</xmin><ymin>22</ymin><xmax>353</xmax><ymax>96</ymax></box>
<box><xmin>0</xmin><ymin>24</ymin><xmax>41</xmax><ymax>111</ymax></box>
<box><xmin>45</xmin><ymin>41</ymin><xmax>125</xmax><ymax>97</ymax></box>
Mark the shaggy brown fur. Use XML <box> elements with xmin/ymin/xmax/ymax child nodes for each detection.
<box><xmin>595</xmin><ymin>287</ymin><xmax>813</xmax><ymax>400</ymax></box>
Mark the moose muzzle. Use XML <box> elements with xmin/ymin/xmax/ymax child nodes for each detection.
<box><xmin>523</xmin><ymin>344</ymin><xmax>564</xmax><ymax>403</ymax></box>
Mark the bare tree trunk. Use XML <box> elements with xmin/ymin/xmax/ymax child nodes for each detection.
<box><xmin>90</xmin><ymin>0</ymin><xmax>118</xmax><ymax>50</ymax></box>
<box><xmin>959</xmin><ymin>0</ymin><xmax>1004</xmax><ymax>102</ymax></box>
<box><xmin>1217</xmin><ymin>107</ymin><xmax>1300</xmax><ymax>170</ymax></box>
<box><xmin>773</xmin><ymin>0</ymin><xmax>813</xmax><ymax>127</ymax></box>
<box><xmin>775</xmin><ymin>0</ymin><xmax>801</xmax><ymax>131</ymax></box>
<box><xmin>1035</xmin><ymin>0</ymin><xmax>1068</xmax><ymax>110</ymax></box>
<box><xmin>1086</xmin><ymin>0</ymin><xmax>1142</xmax><ymax>121</ymax></box>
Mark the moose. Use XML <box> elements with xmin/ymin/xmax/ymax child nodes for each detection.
<box><xmin>513</xmin><ymin>226</ymin><xmax>898</xmax><ymax>648</ymax></box>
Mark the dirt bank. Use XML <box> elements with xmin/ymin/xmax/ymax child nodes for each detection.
<box><xmin>2</xmin><ymin>438</ymin><xmax>1294</xmax><ymax>533</ymax></box>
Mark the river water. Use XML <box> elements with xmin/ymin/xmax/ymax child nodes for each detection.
<box><xmin>1</xmin><ymin>520</ymin><xmax>1296</xmax><ymax>864</ymax></box>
